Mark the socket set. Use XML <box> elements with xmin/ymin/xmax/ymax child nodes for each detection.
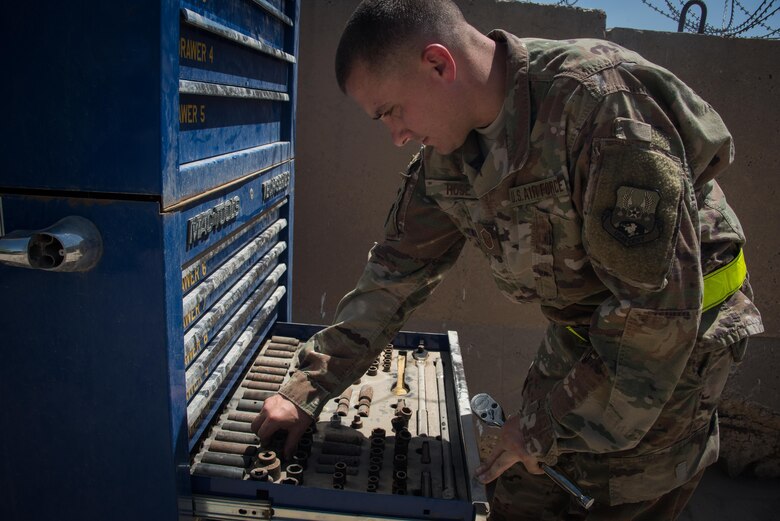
<box><xmin>188</xmin><ymin>326</ymin><xmax>488</xmax><ymax>520</ymax></box>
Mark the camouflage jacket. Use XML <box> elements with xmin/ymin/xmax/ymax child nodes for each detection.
<box><xmin>280</xmin><ymin>32</ymin><xmax>764</xmax><ymax>503</ymax></box>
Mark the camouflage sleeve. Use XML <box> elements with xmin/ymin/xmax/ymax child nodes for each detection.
<box><xmin>519</xmin><ymin>86</ymin><xmax>708</xmax><ymax>463</ymax></box>
<box><xmin>279</xmin><ymin>153</ymin><xmax>465</xmax><ymax>417</ymax></box>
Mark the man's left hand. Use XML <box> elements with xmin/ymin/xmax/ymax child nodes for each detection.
<box><xmin>475</xmin><ymin>413</ymin><xmax>545</xmax><ymax>483</ymax></box>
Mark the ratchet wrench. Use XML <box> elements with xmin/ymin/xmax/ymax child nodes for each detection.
<box><xmin>470</xmin><ymin>392</ymin><xmax>595</xmax><ymax>510</ymax></box>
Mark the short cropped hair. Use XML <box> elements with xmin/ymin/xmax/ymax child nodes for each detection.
<box><xmin>335</xmin><ymin>0</ymin><xmax>466</xmax><ymax>93</ymax></box>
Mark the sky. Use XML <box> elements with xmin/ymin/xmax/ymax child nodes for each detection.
<box><xmin>528</xmin><ymin>0</ymin><xmax>779</xmax><ymax>37</ymax></box>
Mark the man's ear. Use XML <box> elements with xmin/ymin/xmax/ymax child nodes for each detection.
<box><xmin>421</xmin><ymin>44</ymin><xmax>456</xmax><ymax>82</ymax></box>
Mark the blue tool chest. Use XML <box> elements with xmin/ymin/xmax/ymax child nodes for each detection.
<box><xmin>1</xmin><ymin>1</ymin><xmax>298</xmax><ymax>519</ymax></box>
<box><xmin>0</xmin><ymin>2</ymin><xmax>486</xmax><ymax>520</ymax></box>
<box><xmin>2</xmin><ymin>1</ymin><xmax>295</xmax><ymax>207</ymax></box>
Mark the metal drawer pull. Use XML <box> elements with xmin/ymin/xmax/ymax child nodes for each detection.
<box><xmin>0</xmin><ymin>216</ymin><xmax>102</xmax><ymax>272</ymax></box>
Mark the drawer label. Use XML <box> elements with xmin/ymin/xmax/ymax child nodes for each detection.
<box><xmin>187</xmin><ymin>196</ymin><xmax>241</xmax><ymax>247</ymax></box>
<box><xmin>180</xmin><ymin>37</ymin><xmax>214</xmax><ymax>64</ymax></box>
<box><xmin>180</xmin><ymin>103</ymin><xmax>206</xmax><ymax>124</ymax></box>
<box><xmin>262</xmin><ymin>171</ymin><xmax>290</xmax><ymax>201</ymax></box>
<box><xmin>182</xmin><ymin>262</ymin><xmax>208</xmax><ymax>293</ymax></box>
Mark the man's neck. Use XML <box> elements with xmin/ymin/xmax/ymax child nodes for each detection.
<box><xmin>463</xmin><ymin>31</ymin><xmax>507</xmax><ymax>130</ymax></box>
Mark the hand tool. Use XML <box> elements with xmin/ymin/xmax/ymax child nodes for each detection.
<box><xmin>413</xmin><ymin>344</ymin><xmax>430</xmax><ymax>436</ymax></box>
<box><xmin>393</xmin><ymin>350</ymin><xmax>410</xmax><ymax>395</ymax></box>
<box><xmin>470</xmin><ymin>392</ymin><xmax>595</xmax><ymax>510</ymax></box>
<box><xmin>357</xmin><ymin>384</ymin><xmax>374</xmax><ymax>417</ymax></box>
<box><xmin>336</xmin><ymin>387</ymin><xmax>353</xmax><ymax>416</ymax></box>
<box><xmin>435</xmin><ymin>359</ymin><xmax>456</xmax><ymax>499</ymax></box>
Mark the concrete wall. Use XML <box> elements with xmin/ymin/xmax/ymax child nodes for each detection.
<box><xmin>606</xmin><ymin>28</ymin><xmax>780</xmax><ymax>415</ymax></box>
<box><xmin>292</xmin><ymin>0</ymin><xmax>780</xmax><ymax>426</ymax></box>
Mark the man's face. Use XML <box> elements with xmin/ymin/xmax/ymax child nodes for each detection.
<box><xmin>345</xmin><ymin>56</ymin><xmax>467</xmax><ymax>155</ymax></box>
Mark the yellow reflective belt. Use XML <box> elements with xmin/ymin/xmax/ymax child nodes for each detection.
<box><xmin>565</xmin><ymin>249</ymin><xmax>746</xmax><ymax>343</ymax></box>
<box><xmin>565</xmin><ymin>326</ymin><xmax>588</xmax><ymax>343</ymax></box>
<box><xmin>702</xmin><ymin>248</ymin><xmax>747</xmax><ymax>312</ymax></box>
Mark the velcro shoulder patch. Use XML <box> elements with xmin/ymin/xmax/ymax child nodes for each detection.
<box><xmin>584</xmin><ymin>142</ymin><xmax>684</xmax><ymax>290</ymax></box>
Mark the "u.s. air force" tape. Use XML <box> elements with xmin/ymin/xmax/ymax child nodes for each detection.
<box><xmin>509</xmin><ymin>175</ymin><xmax>567</xmax><ymax>207</ymax></box>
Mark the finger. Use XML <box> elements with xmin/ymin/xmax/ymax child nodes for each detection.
<box><xmin>476</xmin><ymin>443</ymin><xmax>506</xmax><ymax>476</ymax></box>
<box><xmin>475</xmin><ymin>454</ymin><xmax>498</xmax><ymax>476</ymax></box>
<box><xmin>524</xmin><ymin>461</ymin><xmax>546</xmax><ymax>476</ymax></box>
<box><xmin>256</xmin><ymin>413</ymin><xmax>279</xmax><ymax>443</ymax></box>
<box><xmin>250</xmin><ymin>411</ymin><xmax>266</xmax><ymax>435</ymax></box>
<box><xmin>477</xmin><ymin>450</ymin><xmax>521</xmax><ymax>484</ymax></box>
<box><xmin>282</xmin><ymin>432</ymin><xmax>301</xmax><ymax>460</ymax></box>
<box><xmin>282</xmin><ymin>420</ymin><xmax>310</xmax><ymax>459</ymax></box>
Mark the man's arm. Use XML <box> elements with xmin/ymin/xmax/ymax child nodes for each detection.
<box><xmin>253</xmin><ymin>153</ymin><xmax>464</xmax><ymax>454</ymax></box>
<box><xmin>479</xmin><ymin>85</ymin><xmax>715</xmax><ymax>478</ymax></box>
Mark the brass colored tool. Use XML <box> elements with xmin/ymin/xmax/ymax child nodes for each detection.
<box><xmin>392</xmin><ymin>351</ymin><xmax>410</xmax><ymax>395</ymax></box>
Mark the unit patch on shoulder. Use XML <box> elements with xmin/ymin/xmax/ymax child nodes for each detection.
<box><xmin>583</xmin><ymin>142</ymin><xmax>684</xmax><ymax>290</ymax></box>
<box><xmin>602</xmin><ymin>186</ymin><xmax>661</xmax><ymax>246</ymax></box>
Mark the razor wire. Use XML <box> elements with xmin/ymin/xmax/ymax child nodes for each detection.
<box><xmin>640</xmin><ymin>0</ymin><xmax>780</xmax><ymax>38</ymax></box>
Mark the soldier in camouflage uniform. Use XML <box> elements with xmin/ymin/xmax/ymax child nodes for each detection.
<box><xmin>252</xmin><ymin>0</ymin><xmax>764</xmax><ymax>518</ymax></box>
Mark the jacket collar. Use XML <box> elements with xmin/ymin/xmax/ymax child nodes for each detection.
<box><xmin>424</xmin><ymin>30</ymin><xmax>530</xmax><ymax>197</ymax></box>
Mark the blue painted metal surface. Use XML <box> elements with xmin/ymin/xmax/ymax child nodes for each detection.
<box><xmin>0</xmin><ymin>195</ymin><xmax>185</xmax><ymax>521</ymax></box>
<box><xmin>175</xmin><ymin>162</ymin><xmax>292</xmax><ymax>262</ymax></box>
<box><xmin>171</xmin><ymin>0</ymin><xmax>297</xmax><ymax>205</ymax></box>
<box><xmin>191</xmin><ymin>475</ymin><xmax>477</xmax><ymax>520</ymax></box>
<box><xmin>186</xmin><ymin>311</ymin><xmax>279</xmax><ymax>450</ymax></box>
<box><xmin>179</xmin><ymin>21</ymin><xmax>290</xmax><ymax>91</ymax></box>
<box><xmin>2</xmin><ymin>0</ymin><xmax>298</xmax><ymax>208</ymax></box>
<box><xmin>0</xmin><ymin>0</ymin><xmax>299</xmax><ymax>519</ymax></box>
<box><xmin>181</xmin><ymin>207</ymin><xmax>282</xmax><ymax>296</ymax></box>
<box><xmin>178</xmin><ymin>93</ymin><xmax>283</xmax><ymax>164</ymax></box>
<box><xmin>181</xmin><ymin>0</ymin><xmax>288</xmax><ymax>48</ymax></box>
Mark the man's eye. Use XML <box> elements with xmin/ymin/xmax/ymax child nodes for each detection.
<box><xmin>373</xmin><ymin>106</ymin><xmax>396</xmax><ymax>121</ymax></box>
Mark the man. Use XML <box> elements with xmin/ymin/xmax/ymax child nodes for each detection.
<box><xmin>252</xmin><ymin>0</ymin><xmax>763</xmax><ymax>518</ymax></box>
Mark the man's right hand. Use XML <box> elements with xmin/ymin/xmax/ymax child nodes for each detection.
<box><xmin>251</xmin><ymin>393</ymin><xmax>313</xmax><ymax>458</ymax></box>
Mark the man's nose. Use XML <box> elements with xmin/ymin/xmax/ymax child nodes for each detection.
<box><xmin>390</xmin><ymin>126</ymin><xmax>412</xmax><ymax>147</ymax></box>
<box><xmin>380</xmin><ymin>117</ymin><xmax>411</xmax><ymax>147</ymax></box>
